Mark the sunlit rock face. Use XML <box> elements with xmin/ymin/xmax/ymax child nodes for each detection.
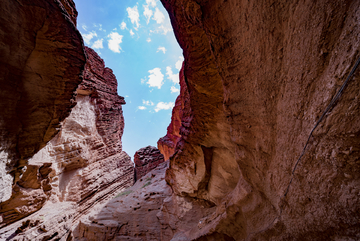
<box><xmin>1</xmin><ymin>0</ymin><xmax>360</xmax><ymax>240</ymax></box>
<box><xmin>0</xmin><ymin>0</ymin><xmax>85</xmax><ymax>220</ymax></box>
<box><xmin>78</xmin><ymin>0</ymin><xmax>360</xmax><ymax>239</ymax></box>
<box><xmin>0</xmin><ymin>46</ymin><xmax>134</xmax><ymax>235</ymax></box>
<box><xmin>157</xmin><ymin>63</ymin><xmax>191</xmax><ymax>161</ymax></box>
<box><xmin>134</xmin><ymin>146</ymin><xmax>165</xmax><ymax>181</ymax></box>
<box><xmin>160</xmin><ymin>0</ymin><xmax>360</xmax><ymax>239</ymax></box>
<box><xmin>75</xmin><ymin>161</ymin><xmax>217</xmax><ymax>241</ymax></box>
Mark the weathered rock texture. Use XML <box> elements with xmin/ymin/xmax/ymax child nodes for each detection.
<box><xmin>0</xmin><ymin>0</ymin><xmax>86</xmax><ymax>203</ymax></box>
<box><xmin>157</xmin><ymin>63</ymin><xmax>190</xmax><ymax>161</ymax></box>
<box><xmin>75</xmin><ymin>162</ymin><xmax>217</xmax><ymax>241</ymax></box>
<box><xmin>0</xmin><ymin>46</ymin><xmax>134</xmax><ymax>238</ymax></box>
<box><xmin>80</xmin><ymin>0</ymin><xmax>360</xmax><ymax>240</ymax></box>
<box><xmin>2</xmin><ymin>0</ymin><xmax>360</xmax><ymax>240</ymax></box>
<box><xmin>134</xmin><ymin>146</ymin><xmax>165</xmax><ymax>181</ymax></box>
<box><xmin>161</xmin><ymin>0</ymin><xmax>360</xmax><ymax>240</ymax></box>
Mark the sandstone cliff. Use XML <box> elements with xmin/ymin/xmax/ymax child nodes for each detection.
<box><xmin>79</xmin><ymin>0</ymin><xmax>360</xmax><ymax>240</ymax></box>
<box><xmin>134</xmin><ymin>146</ymin><xmax>165</xmax><ymax>181</ymax></box>
<box><xmin>0</xmin><ymin>45</ymin><xmax>134</xmax><ymax>239</ymax></box>
<box><xmin>1</xmin><ymin>0</ymin><xmax>360</xmax><ymax>240</ymax></box>
<box><xmin>161</xmin><ymin>0</ymin><xmax>360</xmax><ymax>240</ymax></box>
<box><xmin>157</xmin><ymin>63</ymin><xmax>190</xmax><ymax>161</ymax></box>
<box><xmin>0</xmin><ymin>0</ymin><xmax>86</xmax><ymax>204</ymax></box>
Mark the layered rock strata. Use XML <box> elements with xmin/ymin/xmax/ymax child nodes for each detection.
<box><xmin>134</xmin><ymin>146</ymin><xmax>165</xmax><ymax>181</ymax></box>
<box><xmin>0</xmin><ymin>46</ymin><xmax>134</xmax><ymax>238</ymax></box>
<box><xmin>75</xmin><ymin>162</ymin><xmax>217</xmax><ymax>241</ymax></box>
<box><xmin>1</xmin><ymin>0</ymin><xmax>360</xmax><ymax>240</ymax></box>
<box><xmin>0</xmin><ymin>0</ymin><xmax>86</xmax><ymax>204</ymax></box>
<box><xmin>81</xmin><ymin>0</ymin><xmax>360</xmax><ymax>240</ymax></box>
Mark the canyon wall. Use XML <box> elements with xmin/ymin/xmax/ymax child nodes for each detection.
<box><xmin>0</xmin><ymin>0</ymin><xmax>86</xmax><ymax>204</ymax></box>
<box><xmin>158</xmin><ymin>63</ymin><xmax>190</xmax><ymax>161</ymax></box>
<box><xmin>0</xmin><ymin>41</ymin><xmax>133</xmax><ymax>240</ymax></box>
<box><xmin>1</xmin><ymin>0</ymin><xmax>360</xmax><ymax>240</ymax></box>
<box><xmin>160</xmin><ymin>0</ymin><xmax>360</xmax><ymax>240</ymax></box>
<box><xmin>0</xmin><ymin>0</ymin><xmax>135</xmax><ymax>239</ymax></box>
<box><xmin>78</xmin><ymin>0</ymin><xmax>360</xmax><ymax>240</ymax></box>
<box><xmin>134</xmin><ymin>146</ymin><xmax>165</xmax><ymax>181</ymax></box>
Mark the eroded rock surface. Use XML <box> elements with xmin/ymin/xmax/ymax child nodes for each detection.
<box><xmin>79</xmin><ymin>0</ymin><xmax>360</xmax><ymax>240</ymax></box>
<box><xmin>0</xmin><ymin>47</ymin><xmax>134</xmax><ymax>239</ymax></box>
<box><xmin>0</xmin><ymin>0</ymin><xmax>86</xmax><ymax>203</ymax></box>
<box><xmin>157</xmin><ymin>63</ymin><xmax>190</xmax><ymax>161</ymax></box>
<box><xmin>134</xmin><ymin>146</ymin><xmax>165</xmax><ymax>181</ymax></box>
<box><xmin>161</xmin><ymin>0</ymin><xmax>360</xmax><ymax>240</ymax></box>
<box><xmin>1</xmin><ymin>0</ymin><xmax>360</xmax><ymax>240</ymax></box>
<box><xmin>75</xmin><ymin>162</ymin><xmax>216</xmax><ymax>241</ymax></box>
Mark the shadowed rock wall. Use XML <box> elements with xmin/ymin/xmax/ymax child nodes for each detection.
<box><xmin>0</xmin><ymin>0</ymin><xmax>86</xmax><ymax>204</ymax></box>
<box><xmin>77</xmin><ymin>1</ymin><xmax>360</xmax><ymax>239</ymax></box>
<box><xmin>1</xmin><ymin>0</ymin><xmax>360</xmax><ymax>240</ymax></box>
<box><xmin>161</xmin><ymin>0</ymin><xmax>360</xmax><ymax>239</ymax></box>
<box><xmin>0</xmin><ymin>47</ymin><xmax>134</xmax><ymax>240</ymax></box>
<box><xmin>0</xmin><ymin>42</ymin><xmax>133</xmax><ymax>233</ymax></box>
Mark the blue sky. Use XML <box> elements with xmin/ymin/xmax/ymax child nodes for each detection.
<box><xmin>74</xmin><ymin>0</ymin><xmax>183</xmax><ymax>159</ymax></box>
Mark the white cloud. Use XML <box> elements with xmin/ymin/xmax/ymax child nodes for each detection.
<box><xmin>155</xmin><ymin>102</ymin><xmax>175</xmax><ymax>112</ymax></box>
<box><xmin>151</xmin><ymin>24</ymin><xmax>172</xmax><ymax>35</ymax></box>
<box><xmin>130</xmin><ymin>29</ymin><xmax>135</xmax><ymax>36</ymax></box>
<box><xmin>127</xmin><ymin>6</ymin><xmax>140</xmax><ymax>30</ymax></box>
<box><xmin>94</xmin><ymin>23</ymin><xmax>105</xmax><ymax>32</ymax></box>
<box><xmin>153</xmin><ymin>8</ymin><xmax>165</xmax><ymax>24</ymax></box>
<box><xmin>82</xmin><ymin>31</ymin><xmax>97</xmax><ymax>45</ymax></box>
<box><xmin>147</xmin><ymin>68</ymin><xmax>164</xmax><ymax>89</ymax></box>
<box><xmin>138</xmin><ymin>106</ymin><xmax>147</xmax><ymax>110</ymax></box>
<box><xmin>157</xmin><ymin>46</ymin><xmax>166</xmax><ymax>54</ymax></box>
<box><xmin>108</xmin><ymin>32</ymin><xmax>123</xmax><ymax>53</ymax></box>
<box><xmin>120</xmin><ymin>22</ymin><xmax>127</xmax><ymax>30</ymax></box>
<box><xmin>142</xmin><ymin>100</ymin><xmax>154</xmax><ymax>106</ymax></box>
<box><xmin>175</xmin><ymin>56</ymin><xmax>184</xmax><ymax>70</ymax></box>
<box><xmin>166</xmin><ymin>66</ymin><xmax>178</xmax><ymax>84</ymax></box>
<box><xmin>171</xmin><ymin>86</ymin><xmax>180</xmax><ymax>93</ymax></box>
<box><xmin>91</xmin><ymin>39</ymin><xmax>103</xmax><ymax>49</ymax></box>
<box><xmin>143</xmin><ymin>5</ymin><xmax>153</xmax><ymax>24</ymax></box>
<box><xmin>82</xmin><ymin>24</ymin><xmax>87</xmax><ymax>31</ymax></box>
<box><xmin>146</xmin><ymin>38</ymin><xmax>151</xmax><ymax>42</ymax></box>
<box><xmin>146</xmin><ymin>0</ymin><xmax>156</xmax><ymax>7</ymax></box>
<box><xmin>159</xmin><ymin>25</ymin><xmax>172</xmax><ymax>34</ymax></box>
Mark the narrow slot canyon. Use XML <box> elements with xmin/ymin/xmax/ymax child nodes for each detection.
<box><xmin>0</xmin><ymin>0</ymin><xmax>360</xmax><ymax>240</ymax></box>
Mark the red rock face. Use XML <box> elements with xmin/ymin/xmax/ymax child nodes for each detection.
<box><xmin>134</xmin><ymin>146</ymin><xmax>165</xmax><ymax>181</ymax></box>
<box><xmin>59</xmin><ymin>0</ymin><xmax>78</xmax><ymax>25</ymax></box>
<box><xmin>75</xmin><ymin>0</ymin><xmax>360</xmax><ymax>240</ymax></box>
<box><xmin>157</xmin><ymin>63</ymin><xmax>191</xmax><ymax>161</ymax></box>
<box><xmin>0</xmin><ymin>46</ymin><xmax>134</xmax><ymax>233</ymax></box>
<box><xmin>0</xmin><ymin>0</ymin><xmax>86</xmax><ymax>204</ymax></box>
<box><xmin>160</xmin><ymin>0</ymin><xmax>360</xmax><ymax>239</ymax></box>
<box><xmin>2</xmin><ymin>0</ymin><xmax>360</xmax><ymax>240</ymax></box>
<box><xmin>81</xmin><ymin>46</ymin><xmax>126</xmax><ymax>157</ymax></box>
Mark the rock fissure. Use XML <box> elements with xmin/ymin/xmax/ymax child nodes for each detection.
<box><xmin>284</xmin><ymin>54</ymin><xmax>360</xmax><ymax>198</ymax></box>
